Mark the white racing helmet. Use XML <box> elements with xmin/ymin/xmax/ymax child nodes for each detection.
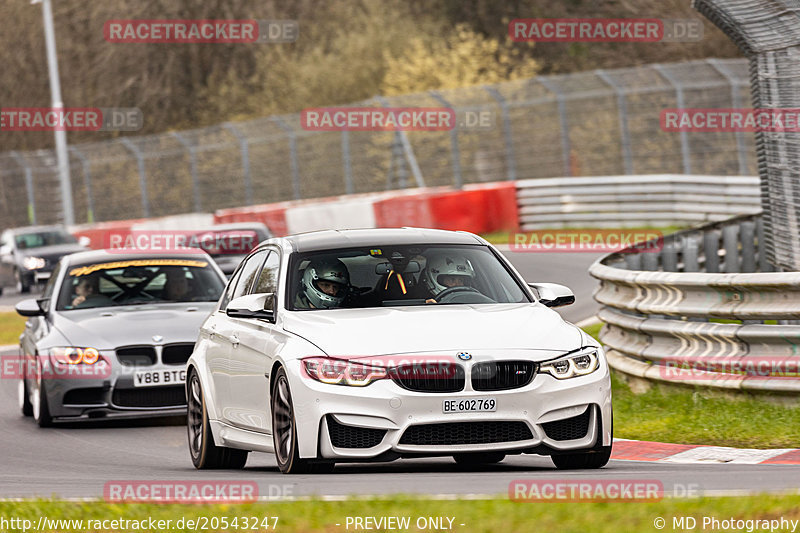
<box><xmin>422</xmin><ymin>252</ymin><xmax>475</xmax><ymax>296</ymax></box>
<box><xmin>301</xmin><ymin>258</ymin><xmax>349</xmax><ymax>308</ymax></box>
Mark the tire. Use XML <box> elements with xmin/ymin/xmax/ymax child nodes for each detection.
<box><xmin>551</xmin><ymin>408</ymin><xmax>613</xmax><ymax>470</ymax></box>
<box><xmin>187</xmin><ymin>370</ymin><xmax>248</xmax><ymax>469</ymax></box>
<box><xmin>19</xmin><ymin>378</ymin><xmax>33</xmax><ymax>417</ymax></box>
<box><xmin>271</xmin><ymin>367</ymin><xmax>334</xmax><ymax>474</ymax></box>
<box><xmin>32</xmin><ymin>371</ymin><xmax>53</xmax><ymax>427</ymax></box>
<box><xmin>0</xmin><ymin>286</ymin><xmax>4</xmax><ymax>296</ymax></box>
<box><xmin>15</xmin><ymin>270</ymin><xmax>30</xmax><ymax>294</ymax></box>
<box><xmin>453</xmin><ymin>452</ymin><xmax>505</xmax><ymax>465</ymax></box>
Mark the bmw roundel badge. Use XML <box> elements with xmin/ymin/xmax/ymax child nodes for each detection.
<box><xmin>457</xmin><ymin>352</ymin><xmax>472</xmax><ymax>361</ymax></box>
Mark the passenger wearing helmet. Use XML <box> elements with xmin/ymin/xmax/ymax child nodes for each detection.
<box><xmin>296</xmin><ymin>258</ymin><xmax>350</xmax><ymax>309</ymax></box>
<box><xmin>421</xmin><ymin>253</ymin><xmax>475</xmax><ymax>303</ymax></box>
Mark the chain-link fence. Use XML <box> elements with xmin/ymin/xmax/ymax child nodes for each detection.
<box><xmin>0</xmin><ymin>57</ymin><xmax>754</xmax><ymax>229</ymax></box>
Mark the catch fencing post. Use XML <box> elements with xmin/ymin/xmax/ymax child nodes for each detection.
<box><xmin>653</xmin><ymin>64</ymin><xmax>692</xmax><ymax>174</ymax></box>
<box><xmin>596</xmin><ymin>70</ymin><xmax>634</xmax><ymax>175</ymax></box>
<box><xmin>271</xmin><ymin>117</ymin><xmax>302</xmax><ymax>200</ymax></box>
<box><xmin>429</xmin><ymin>91</ymin><xmax>463</xmax><ymax>189</ymax></box>
<box><xmin>68</xmin><ymin>146</ymin><xmax>94</xmax><ymax>223</ymax></box>
<box><xmin>484</xmin><ymin>86</ymin><xmax>518</xmax><ymax>181</ymax></box>
<box><xmin>120</xmin><ymin>138</ymin><xmax>151</xmax><ymax>218</ymax></box>
<box><xmin>223</xmin><ymin>123</ymin><xmax>254</xmax><ymax>206</ymax></box>
<box><xmin>538</xmin><ymin>78</ymin><xmax>573</xmax><ymax>177</ymax></box>
<box><xmin>706</xmin><ymin>59</ymin><xmax>749</xmax><ymax>176</ymax></box>
<box><xmin>10</xmin><ymin>152</ymin><xmax>36</xmax><ymax>225</ymax></box>
<box><xmin>171</xmin><ymin>132</ymin><xmax>202</xmax><ymax>213</ymax></box>
<box><xmin>341</xmin><ymin>131</ymin><xmax>354</xmax><ymax>195</ymax></box>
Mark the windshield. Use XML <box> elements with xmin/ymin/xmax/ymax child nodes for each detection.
<box><xmin>288</xmin><ymin>245</ymin><xmax>529</xmax><ymax>310</ymax></box>
<box><xmin>56</xmin><ymin>258</ymin><xmax>226</xmax><ymax>311</ymax></box>
<box><xmin>15</xmin><ymin>230</ymin><xmax>77</xmax><ymax>249</ymax></box>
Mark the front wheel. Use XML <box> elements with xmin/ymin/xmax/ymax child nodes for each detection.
<box><xmin>19</xmin><ymin>379</ymin><xmax>33</xmax><ymax>417</ymax></box>
<box><xmin>552</xmin><ymin>409</ymin><xmax>612</xmax><ymax>470</ymax></box>
<box><xmin>15</xmin><ymin>270</ymin><xmax>30</xmax><ymax>294</ymax></box>
<box><xmin>32</xmin><ymin>372</ymin><xmax>53</xmax><ymax>427</ymax></box>
<box><xmin>187</xmin><ymin>370</ymin><xmax>248</xmax><ymax>469</ymax></box>
<box><xmin>551</xmin><ymin>447</ymin><xmax>612</xmax><ymax>469</ymax></box>
<box><xmin>271</xmin><ymin>367</ymin><xmax>334</xmax><ymax>474</ymax></box>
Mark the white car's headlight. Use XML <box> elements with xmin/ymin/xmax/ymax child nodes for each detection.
<box><xmin>540</xmin><ymin>349</ymin><xmax>600</xmax><ymax>379</ymax></box>
<box><xmin>302</xmin><ymin>357</ymin><xmax>387</xmax><ymax>387</ymax></box>
<box><xmin>22</xmin><ymin>256</ymin><xmax>46</xmax><ymax>270</ymax></box>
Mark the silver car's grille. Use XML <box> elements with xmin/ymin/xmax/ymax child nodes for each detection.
<box><xmin>116</xmin><ymin>346</ymin><xmax>156</xmax><ymax>366</ymax></box>
<box><xmin>162</xmin><ymin>343</ymin><xmax>194</xmax><ymax>365</ymax></box>
<box><xmin>112</xmin><ymin>386</ymin><xmax>186</xmax><ymax>408</ymax></box>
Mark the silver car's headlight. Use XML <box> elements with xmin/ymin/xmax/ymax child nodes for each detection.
<box><xmin>22</xmin><ymin>256</ymin><xmax>46</xmax><ymax>270</ymax></box>
<box><xmin>540</xmin><ymin>348</ymin><xmax>600</xmax><ymax>379</ymax></box>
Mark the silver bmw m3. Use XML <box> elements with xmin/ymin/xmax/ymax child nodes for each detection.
<box><xmin>15</xmin><ymin>249</ymin><xmax>227</xmax><ymax>426</ymax></box>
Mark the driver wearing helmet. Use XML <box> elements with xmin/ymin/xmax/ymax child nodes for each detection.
<box><xmin>421</xmin><ymin>253</ymin><xmax>475</xmax><ymax>304</ymax></box>
<box><xmin>295</xmin><ymin>258</ymin><xmax>350</xmax><ymax>309</ymax></box>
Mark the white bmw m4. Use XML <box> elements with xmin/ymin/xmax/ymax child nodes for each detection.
<box><xmin>186</xmin><ymin>228</ymin><xmax>612</xmax><ymax>473</ymax></box>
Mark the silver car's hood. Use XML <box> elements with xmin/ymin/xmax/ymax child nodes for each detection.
<box><xmin>52</xmin><ymin>303</ymin><xmax>215</xmax><ymax>349</ymax></box>
<box><xmin>281</xmin><ymin>303</ymin><xmax>583</xmax><ymax>357</ymax></box>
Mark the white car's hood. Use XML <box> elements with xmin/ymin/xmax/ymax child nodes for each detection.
<box><xmin>281</xmin><ymin>303</ymin><xmax>583</xmax><ymax>357</ymax></box>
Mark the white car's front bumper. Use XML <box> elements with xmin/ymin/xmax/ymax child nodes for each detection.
<box><xmin>285</xmin><ymin>358</ymin><xmax>612</xmax><ymax>460</ymax></box>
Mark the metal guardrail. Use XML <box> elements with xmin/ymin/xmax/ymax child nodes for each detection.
<box><xmin>0</xmin><ymin>58</ymin><xmax>755</xmax><ymax>229</ymax></box>
<box><xmin>517</xmin><ymin>175</ymin><xmax>760</xmax><ymax>230</ymax></box>
<box><xmin>589</xmin><ymin>214</ymin><xmax>800</xmax><ymax>394</ymax></box>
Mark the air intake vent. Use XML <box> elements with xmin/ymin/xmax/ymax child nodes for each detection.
<box><xmin>542</xmin><ymin>407</ymin><xmax>592</xmax><ymax>441</ymax></box>
<box><xmin>399</xmin><ymin>421</ymin><xmax>532</xmax><ymax>446</ymax></box>
<box><xmin>327</xmin><ymin>416</ymin><xmax>386</xmax><ymax>448</ymax></box>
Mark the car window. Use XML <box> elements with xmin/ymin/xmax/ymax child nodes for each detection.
<box><xmin>40</xmin><ymin>262</ymin><xmax>62</xmax><ymax>313</ymax></box>
<box><xmin>55</xmin><ymin>258</ymin><xmax>226</xmax><ymax>310</ymax></box>
<box><xmin>253</xmin><ymin>251</ymin><xmax>279</xmax><ymax>295</ymax></box>
<box><xmin>15</xmin><ymin>229</ymin><xmax>77</xmax><ymax>249</ymax></box>
<box><xmin>287</xmin><ymin>244</ymin><xmax>530</xmax><ymax>310</ymax></box>
<box><xmin>219</xmin><ymin>264</ymin><xmax>244</xmax><ymax>310</ymax></box>
<box><xmin>230</xmin><ymin>250</ymin><xmax>267</xmax><ymax>301</ymax></box>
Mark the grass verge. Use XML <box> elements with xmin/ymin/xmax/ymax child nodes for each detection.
<box><xmin>582</xmin><ymin>321</ymin><xmax>800</xmax><ymax>448</ymax></box>
<box><xmin>2</xmin><ymin>497</ymin><xmax>800</xmax><ymax>532</ymax></box>
<box><xmin>0</xmin><ymin>311</ymin><xmax>24</xmax><ymax>346</ymax></box>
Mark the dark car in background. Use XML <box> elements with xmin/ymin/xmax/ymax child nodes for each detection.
<box><xmin>0</xmin><ymin>226</ymin><xmax>88</xmax><ymax>294</ymax></box>
<box><xmin>191</xmin><ymin>222</ymin><xmax>271</xmax><ymax>276</ymax></box>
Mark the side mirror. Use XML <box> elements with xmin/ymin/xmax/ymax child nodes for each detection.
<box><xmin>78</xmin><ymin>236</ymin><xmax>92</xmax><ymax>248</ymax></box>
<box><xmin>226</xmin><ymin>293</ymin><xmax>275</xmax><ymax>321</ymax></box>
<box><xmin>16</xmin><ymin>298</ymin><xmax>46</xmax><ymax>317</ymax></box>
<box><xmin>528</xmin><ymin>282</ymin><xmax>575</xmax><ymax>308</ymax></box>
